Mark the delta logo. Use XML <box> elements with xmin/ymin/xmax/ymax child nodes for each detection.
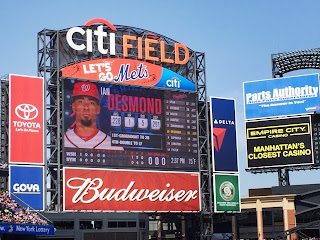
<box><xmin>212</xmin><ymin>118</ymin><xmax>235</xmax><ymax>152</ymax></box>
<box><xmin>212</xmin><ymin>128</ymin><xmax>226</xmax><ymax>152</ymax></box>
<box><xmin>66</xmin><ymin>18</ymin><xmax>189</xmax><ymax>64</ymax></box>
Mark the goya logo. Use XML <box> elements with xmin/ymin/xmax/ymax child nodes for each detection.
<box><xmin>15</xmin><ymin>104</ymin><xmax>38</xmax><ymax>120</ymax></box>
<box><xmin>12</xmin><ymin>183</ymin><xmax>40</xmax><ymax>194</ymax></box>
<box><xmin>66</xmin><ymin>18</ymin><xmax>189</xmax><ymax>64</ymax></box>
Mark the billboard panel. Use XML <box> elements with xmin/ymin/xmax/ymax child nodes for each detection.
<box><xmin>62</xmin><ymin>58</ymin><xmax>196</xmax><ymax>92</ymax></box>
<box><xmin>63</xmin><ymin>79</ymin><xmax>198</xmax><ymax>171</ymax></box>
<box><xmin>244</xmin><ymin>74</ymin><xmax>320</xmax><ymax>119</ymax></box>
<box><xmin>213</xmin><ymin>173</ymin><xmax>240</xmax><ymax>213</ymax></box>
<box><xmin>246</xmin><ymin>116</ymin><xmax>313</xmax><ymax>169</ymax></box>
<box><xmin>9</xmin><ymin>165</ymin><xmax>44</xmax><ymax>210</ymax></box>
<box><xmin>63</xmin><ymin>167</ymin><xmax>200</xmax><ymax>212</ymax></box>
<box><xmin>0</xmin><ymin>223</ymin><xmax>54</xmax><ymax>235</ymax></box>
<box><xmin>210</xmin><ymin>97</ymin><xmax>238</xmax><ymax>172</ymax></box>
<box><xmin>9</xmin><ymin>74</ymin><xmax>44</xmax><ymax>165</ymax></box>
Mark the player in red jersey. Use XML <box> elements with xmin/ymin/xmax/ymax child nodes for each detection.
<box><xmin>64</xmin><ymin>81</ymin><xmax>123</xmax><ymax>150</ymax></box>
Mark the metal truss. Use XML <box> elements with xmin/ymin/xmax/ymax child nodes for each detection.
<box><xmin>193</xmin><ymin>52</ymin><xmax>213</xmax><ymax>239</ymax></box>
<box><xmin>275</xmin><ymin>219</ymin><xmax>320</xmax><ymax>240</ymax></box>
<box><xmin>38</xmin><ymin>29</ymin><xmax>62</xmax><ymax>211</ymax></box>
<box><xmin>0</xmin><ymin>76</ymin><xmax>9</xmax><ymax>190</ymax></box>
<box><xmin>272</xmin><ymin>48</ymin><xmax>320</xmax><ymax>78</ymax></box>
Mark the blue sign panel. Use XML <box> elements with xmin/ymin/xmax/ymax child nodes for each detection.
<box><xmin>0</xmin><ymin>223</ymin><xmax>54</xmax><ymax>235</ymax></box>
<box><xmin>210</xmin><ymin>97</ymin><xmax>238</xmax><ymax>172</ymax></box>
<box><xmin>155</xmin><ymin>68</ymin><xmax>196</xmax><ymax>91</ymax></box>
<box><xmin>9</xmin><ymin>165</ymin><xmax>44</xmax><ymax>210</ymax></box>
<box><xmin>244</xmin><ymin>74</ymin><xmax>320</xmax><ymax>119</ymax></box>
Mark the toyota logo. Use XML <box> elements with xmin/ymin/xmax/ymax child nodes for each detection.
<box><xmin>15</xmin><ymin>104</ymin><xmax>39</xmax><ymax>120</ymax></box>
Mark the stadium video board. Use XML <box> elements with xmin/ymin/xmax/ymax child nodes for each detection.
<box><xmin>63</xmin><ymin>79</ymin><xmax>198</xmax><ymax>171</ymax></box>
<box><xmin>246</xmin><ymin>116</ymin><xmax>313</xmax><ymax>169</ymax></box>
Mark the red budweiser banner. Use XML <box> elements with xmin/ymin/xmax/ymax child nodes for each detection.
<box><xmin>9</xmin><ymin>74</ymin><xmax>44</xmax><ymax>165</ymax></box>
<box><xmin>64</xmin><ymin>167</ymin><xmax>200</xmax><ymax>212</ymax></box>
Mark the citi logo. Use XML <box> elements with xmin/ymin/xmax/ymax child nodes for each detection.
<box><xmin>166</xmin><ymin>77</ymin><xmax>181</xmax><ymax>89</ymax></box>
<box><xmin>15</xmin><ymin>104</ymin><xmax>38</xmax><ymax>120</ymax></box>
<box><xmin>66</xmin><ymin>18</ymin><xmax>116</xmax><ymax>55</ymax></box>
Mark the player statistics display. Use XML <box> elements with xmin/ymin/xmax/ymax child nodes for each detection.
<box><xmin>63</xmin><ymin>79</ymin><xmax>198</xmax><ymax>170</ymax></box>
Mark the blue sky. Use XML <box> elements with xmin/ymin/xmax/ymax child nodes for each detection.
<box><xmin>2</xmin><ymin>0</ymin><xmax>320</xmax><ymax>196</ymax></box>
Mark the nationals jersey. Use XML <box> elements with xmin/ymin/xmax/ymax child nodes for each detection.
<box><xmin>64</xmin><ymin>129</ymin><xmax>123</xmax><ymax>150</ymax></box>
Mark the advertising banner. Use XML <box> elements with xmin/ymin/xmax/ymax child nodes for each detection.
<box><xmin>63</xmin><ymin>167</ymin><xmax>200</xmax><ymax>212</ymax></box>
<box><xmin>246</xmin><ymin>116</ymin><xmax>313</xmax><ymax>168</ymax></box>
<box><xmin>210</xmin><ymin>97</ymin><xmax>238</xmax><ymax>172</ymax></box>
<box><xmin>214</xmin><ymin>173</ymin><xmax>240</xmax><ymax>213</ymax></box>
<box><xmin>9</xmin><ymin>165</ymin><xmax>44</xmax><ymax>210</ymax></box>
<box><xmin>244</xmin><ymin>74</ymin><xmax>320</xmax><ymax>119</ymax></box>
<box><xmin>0</xmin><ymin>223</ymin><xmax>54</xmax><ymax>235</ymax></box>
<box><xmin>9</xmin><ymin>74</ymin><xmax>44</xmax><ymax>165</ymax></box>
<box><xmin>62</xmin><ymin>58</ymin><xmax>196</xmax><ymax>91</ymax></box>
<box><xmin>63</xmin><ymin>79</ymin><xmax>198</xmax><ymax>171</ymax></box>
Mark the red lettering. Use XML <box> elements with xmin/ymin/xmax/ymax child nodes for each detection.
<box><xmin>140</xmin><ymin>97</ymin><xmax>146</xmax><ymax>113</ymax></box>
<box><xmin>107</xmin><ymin>94</ymin><xmax>162</xmax><ymax>114</ymax></box>
<box><xmin>115</xmin><ymin>94</ymin><xmax>121</xmax><ymax>111</ymax></box>
<box><xmin>108</xmin><ymin>95</ymin><xmax>114</xmax><ymax>110</ymax></box>
<box><xmin>122</xmin><ymin>95</ymin><xmax>128</xmax><ymax>111</ymax></box>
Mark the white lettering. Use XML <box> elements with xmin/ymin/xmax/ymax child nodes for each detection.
<box><xmin>13</xmin><ymin>183</ymin><xmax>40</xmax><ymax>193</ymax></box>
<box><xmin>66</xmin><ymin>26</ymin><xmax>116</xmax><ymax>55</ymax></box>
<box><xmin>12</xmin><ymin>121</ymin><xmax>41</xmax><ymax>129</ymax></box>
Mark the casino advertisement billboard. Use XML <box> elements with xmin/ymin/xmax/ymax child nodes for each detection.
<box><xmin>243</xmin><ymin>73</ymin><xmax>320</xmax><ymax>120</ymax></box>
<box><xmin>246</xmin><ymin>116</ymin><xmax>314</xmax><ymax>169</ymax></box>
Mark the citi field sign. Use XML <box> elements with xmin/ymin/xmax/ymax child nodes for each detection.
<box><xmin>62</xmin><ymin>18</ymin><xmax>195</xmax><ymax>91</ymax></box>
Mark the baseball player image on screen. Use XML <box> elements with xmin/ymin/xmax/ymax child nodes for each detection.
<box><xmin>64</xmin><ymin>81</ymin><xmax>123</xmax><ymax>150</ymax></box>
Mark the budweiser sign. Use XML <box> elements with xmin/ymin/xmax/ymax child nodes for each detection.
<box><xmin>64</xmin><ymin>168</ymin><xmax>200</xmax><ymax>212</ymax></box>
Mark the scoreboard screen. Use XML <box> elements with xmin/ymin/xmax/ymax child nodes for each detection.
<box><xmin>63</xmin><ymin>79</ymin><xmax>198</xmax><ymax>171</ymax></box>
